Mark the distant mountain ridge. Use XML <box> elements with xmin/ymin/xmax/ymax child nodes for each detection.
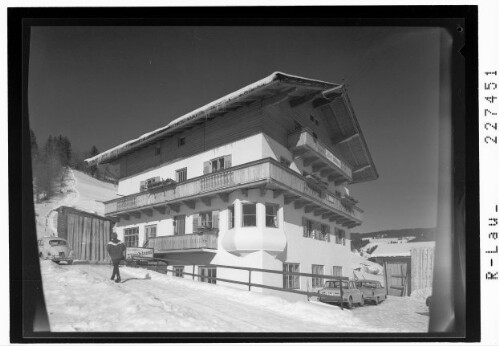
<box><xmin>350</xmin><ymin>227</ymin><xmax>435</xmax><ymax>252</ymax></box>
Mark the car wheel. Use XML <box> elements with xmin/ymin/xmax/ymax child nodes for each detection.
<box><xmin>359</xmin><ymin>296</ymin><xmax>365</xmax><ymax>306</ymax></box>
<box><xmin>347</xmin><ymin>296</ymin><xmax>353</xmax><ymax>309</ymax></box>
<box><xmin>375</xmin><ymin>297</ymin><xmax>380</xmax><ymax>305</ymax></box>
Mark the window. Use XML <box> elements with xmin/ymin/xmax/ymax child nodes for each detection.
<box><xmin>228</xmin><ymin>205</ymin><xmax>235</xmax><ymax>229</ymax></box>
<box><xmin>144</xmin><ymin>224</ymin><xmax>157</xmax><ymax>246</ymax></box>
<box><xmin>49</xmin><ymin>239</ymin><xmax>67</xmax><ymax>246</ymax></box>
<box><xmin>211</xmin><ymin>157</ymin><xmax>225</xmax><ymax>172</ymax></box>
<box><xmin>194</xmin><ymin>211</ymin><xmax>219</xmax><ymax>231</ymax></box>
<box><xmin>173</xmin><ymin>266</ymin><xmax>184</xmax><ymax>278</ymax></box>
<box><xmin>199</xmin><ymin>266</ymin><xmax>217</xmax><ymax>284</ymax></box>
<box><xmin>176</xmin><ymin>168</ymin><xmax>187</xmax><ymax>182</ymax></box>
<box><xmin>265</xmin><ymin>204</ymin><xmax>278</xmax><ymax>228</ymax></box>
<box><xmin>174</xmin><ymin>215</ymin><xmax>186</xmax><ymax>235</ymax></box>
<box><xmin>203</xmin><ymin>155</ymin><xmax>232</xmax><ymax>174</ymax></box>
<box><xmin>335</xmin><ymin>228</ymin><xmax>346</xmax><ymax>245</ymax></box>
<box><xmin>312</xmin><ymin>265</ymin><xmax>324</xmax><ymax>288</ymax></box>
<box><xmin>199</xmin><ymin>211</ymin><xmax>213</xmax><ymax>228</ymax></box>
<box><xmin>283</xmin><ymin>263</ymin><xmax>300</xmax><ymax>289</ymax></box>
<box><xmin>280</xmin><ymin>157</ymin><xmax>291</xmax><ymax>168</ymax></box>
<box><xmin>320</xmin><ymin>224</ymin><xmax>330</xmax><ymax>242</ymax></box>
<box><xmin>124</xmin><ymin>227</ymin><xmax>139</xmax><ymax>247</ymax></box>
<box><xmin>333</xmin><ymin>266</ymin><xmax>343</xmax><ymax>277</ymax></box>
<box><xmin>303</xmin><ymin>218</ymin><xmax>330</xmax><ymax>242</ymax></box>
<box><xmin>242</xmin><ymin>203</ymin><xmax>257</xmax><ymax>227</ymax></box>
<box><xmin>177</xmin><ymin>137</ymin><xmax>186</xmax><ymax>146</ymax></box>
<box><xmin>155</xmin><ymin>145</ymin><xmax>161</xmax><ymax>156</ymax></box>
<box><xmin>303</xmin><ymin>218</ymin><xmax>314</xmax><ymax>238</ymax></box>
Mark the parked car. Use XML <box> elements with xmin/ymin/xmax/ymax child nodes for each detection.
<box><xmin>318</xmin><ymin>277</ymin><xmax>364</xmax><ymax>309</ymax></box>
<box><xmin>356</xmin><ymin>279</ymin><xmax>387</xmax><ymax>305</ymax></box>
<box><xmin>38</xmin><ymin>237</ymin><xmax>74</xmax><ymax>264</ymax></box>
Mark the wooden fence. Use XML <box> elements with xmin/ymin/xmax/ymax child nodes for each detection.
<box><xmin>410</xmin><ymin>247</ymin><xmax>434</xmax><ymax>293</ymax></box>
<box><xmin>128</xmin><ymin>257</ymin><xmax>357</xmax><ymax>309</ymax></box>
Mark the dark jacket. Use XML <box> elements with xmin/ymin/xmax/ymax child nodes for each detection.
<box><xmin>107</xmin><ymin>238</ymin><xmax>126</xmax><ymax>261</ymax></box>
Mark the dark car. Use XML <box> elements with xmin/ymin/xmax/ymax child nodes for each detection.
<box><xmin>356</xmin><ymin>279</ymin><xmax>387</xmax><ymax>305</ymax></box>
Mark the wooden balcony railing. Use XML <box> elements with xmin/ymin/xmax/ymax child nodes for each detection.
<box><xmin>104</xmin><ymin>158</ymin><xmax>363</xmax><ymax>222</ymax></box>
<box><xmin>288</xmin><ymin>129</ymin><xmax>352</xmax><ymax>180</ymax></box>
<box><xmin>146</xmin><ymin>233</ymin><xmax>218</xmax><ymax>252</ymax></box>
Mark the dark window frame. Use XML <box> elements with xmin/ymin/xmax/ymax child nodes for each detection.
<box><xmin>242</xmin><ymin>203</ymin><xmax>257</xmax><ymax>227</ymax></box>
<box><xmin>124</xmin><ymin>227</ymin><xmax>139</xmax><ymax>247</ymax></box>
<box><xmin>265</xmin><ymin>203</ymin><xmax>279</xmax><ymax>228</ymax></box>
<box><xmin>283</xmin><ymin>263</ymin><xmax>300</xmax><ymax>289</ymax></box>
<box><xmin>176</xmin><ymin>167</ymin><xmax>187</xmax><ymax>182</ymax></box>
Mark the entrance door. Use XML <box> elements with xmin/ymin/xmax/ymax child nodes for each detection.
<box><xmin>199</xmin><ymin>266</ymin><xmax>217</xmax><ymax>284</ymax></box>
<box><xmin>385</xmin><ymin>261</ymin><xmax>410</xmax><ymax>296</ymax></box>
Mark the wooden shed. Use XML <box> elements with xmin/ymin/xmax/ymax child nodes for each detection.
<box><xmin>56</xmin><ymin>206</ymin><xmax>115</xmax><ymax>262</ymax></box>
<box><xmin>367</xmin><ymin>242</ymin><xmax>435</xmax><ymax>297</ymax></box>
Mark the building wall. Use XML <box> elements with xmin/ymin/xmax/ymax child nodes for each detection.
<box><xmin>117</xmin><ymin>107</ymin><xmax>265</xmax><ymax>179</ymax></box>
<box><xmin>114</xmin><ymin>187</ymin><xmax>353</xmax><ymax>295</ymax></box>
<box><xmin>117</xmin><ymin>133</ymin><xmax>265</xmax><ymax>196</ymax></box>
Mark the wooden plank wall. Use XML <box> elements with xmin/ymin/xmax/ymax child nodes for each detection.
<box><xmin>410</xmin><ymin>247</ymin><xmax>434</xmax><ymax>293</ymax></box>
<box><xmin>121</xmin><ymin>106</ymin><xmax>265</xmax><ymax>178</ymax></box>
<box><xmin>384</xmin><ymin>259</ymin><xmax>410</xmax><ymax>297</ymax></box>
<box><xmin>64</xmin><ymin>212</ymin><xmax>112</xmax><ymax>262</ymax></box>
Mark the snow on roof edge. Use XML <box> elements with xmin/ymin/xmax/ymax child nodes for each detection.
<box><xmin>85</xmin><ymin>71</ymin><xmax>338</xmax><ymax>166</ymax></box>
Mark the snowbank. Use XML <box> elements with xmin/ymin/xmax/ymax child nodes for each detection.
<box><xmin>410</xmin><ymin>287</ymin><xmax>432</xmax><ymax>301</ymax></box>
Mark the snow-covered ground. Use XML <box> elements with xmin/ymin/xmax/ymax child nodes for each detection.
<box><xmin>40</xmin><ymin>261</ymin><xmax>429</xmax><ymax>333</ymax></box>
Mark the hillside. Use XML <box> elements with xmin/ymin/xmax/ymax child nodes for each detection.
<box><xmin>350</xmin><ymin>228</ymin><xmax>435</xmax><ymax>252</ymax></box>
<box><xmin>34</xmin><ymin>169</ymin><xmax>118</xmax><ymax>238</ymax></box>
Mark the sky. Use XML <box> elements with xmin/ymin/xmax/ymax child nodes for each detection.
<box><xmin>28</xmin><ymin>26</ymin><xmax>442</xmax><ymax>233</ymax></box>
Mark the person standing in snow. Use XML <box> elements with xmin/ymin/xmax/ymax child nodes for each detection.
<box><xmin>107</xmin><ymin>232</ymin><xmax>126</xmax><ymax>283</ymax></box>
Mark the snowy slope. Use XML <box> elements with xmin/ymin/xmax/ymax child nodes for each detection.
<box><xmin>40</xmin><ymin>262</ymin><xmax>428</xmax><ymax>333</ymax></box>
<box><xmin>34</xmin><ymin>169</ymin><xmax>117</xmax><ymax>238</ymax></box>
<box><xmin>69</xmin><ymin>170</ymin><xmax>118</xmax><ymax>216</ymax></box>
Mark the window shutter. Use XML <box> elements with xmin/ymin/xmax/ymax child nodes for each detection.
<box><xmin>203</xmin><ymin>161</ymin><xmax>211</xmax><ymax>175</ymax></box>
<box><xmin>302</xmin><ymin>217</ymin><xmax>307</xmax><ymax>237</ymax></box>
<box><xmin>224</xmin><ymin>155</ymin><xmax>232</xmax><ymax>169</ymax></box>
<box><xmin>212</xmin><ymin>210</ymin><xmax>219</xmax><ymax>229</ymax></box>
<box><xmin>193</xmin><ymin>214</ymin><xmax>199</xmax><ymax>231</ymax></box>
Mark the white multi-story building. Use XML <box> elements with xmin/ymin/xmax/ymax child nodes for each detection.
<box><xmin>86</xmin><ymin>72</ymin><xmax>378</xmax><ymax>297</ymax></box>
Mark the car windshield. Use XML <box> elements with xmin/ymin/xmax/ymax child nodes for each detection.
<box><xmin>324</xmin><ymin>280</ymin><xmax>348</xmax><ymax>288</ymax></box>
<box><xmin>49</xmin><ymin>240</ymin><xmax>67</xmax><ymax>246</ymax></box>
<box><xmin>359</xmin><ymin>282</ymin><xmax>376</xmax><ymax>288</ymax></box>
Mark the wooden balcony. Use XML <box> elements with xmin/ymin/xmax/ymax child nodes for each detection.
<box><xmin>104</xmin><ymin>158</ymin><xmax>363</xmax><ymax>227</ymax></box>
<box><xmin>147</xmin><ymin>233</ymin><xmax>218</xmax><ymax>253</ymax></box>
<box><xmin>288</xmin><ymin>128</ymin><xmax>353</xmax><ymax>184</ymax></box>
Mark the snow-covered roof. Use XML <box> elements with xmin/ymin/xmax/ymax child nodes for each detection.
<box><xmin>84</xmin><ymin>71</ymin><xmax>378</xmax><ymax>183</ymax></box>
<box><xmin>367</xmin><ymin>241</ymin><xmax>435</xmax><ymax>258</ymax></box>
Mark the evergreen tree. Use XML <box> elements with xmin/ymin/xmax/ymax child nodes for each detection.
<box><xmin>30</xmin><ymin>129</ymin><xmax>38</xmax><ymax>161</ymax></box>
